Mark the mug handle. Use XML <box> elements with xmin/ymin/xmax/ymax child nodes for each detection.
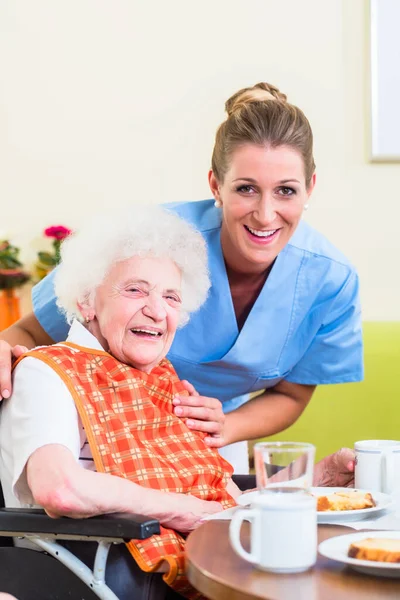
<box><xmin>229</xmin><ymin>509</ymin><xmax>258</xmax><ymax>564</ymax></box>
<box><xmin>382</xmin><ymin>449</ymin><xmax>395</xmax><ymax>494</ymax></box>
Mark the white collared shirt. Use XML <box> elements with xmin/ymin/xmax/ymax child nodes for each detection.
<box><xmin>0</xmin><ymin>321</ymin><xmax>101</xmax><ymax>509</ymax></box>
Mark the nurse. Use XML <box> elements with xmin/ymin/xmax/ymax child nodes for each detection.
<box><xmin>0</xmin><ymin>81</ymin><xmax>362</xmax><ymax>474</ymax></box>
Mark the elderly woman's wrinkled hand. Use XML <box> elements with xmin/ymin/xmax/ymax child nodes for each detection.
<box><xmin>313</xmin><ymin>447</ymin><xmax>355</xmax><ymax>487</ymax></box>
<box><xmin>173</xmin><ymin>380</ymin><xmax>226</xmax><ymax>448</ymax></box>
<box><xmin>0</xmin><ymin>340</ymin><xmax>28</xmax><ymax>399</ymax></box>
<box><xmin>162</xmin><ymin>493</ymin><xmax>222</xmax><ymax>533</ymax></box>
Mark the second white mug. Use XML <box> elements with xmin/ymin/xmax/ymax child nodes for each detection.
<box><xmin>354</xmin><ymin>439</ymin><xmax>400</xmax><ymax>494</ymax></box>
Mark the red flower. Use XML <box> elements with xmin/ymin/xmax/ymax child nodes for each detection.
<box><xmin>44</xmin><ymin>225</ymin><xmax>72</xmax><ymax>241</ymax></box>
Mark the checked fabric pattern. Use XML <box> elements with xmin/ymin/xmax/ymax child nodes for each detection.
<box><xmin>23</xmin><ymin>342</ymin><xmax>235</xmax><ymax>599</ymax></box>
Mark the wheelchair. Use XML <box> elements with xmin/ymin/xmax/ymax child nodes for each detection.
<box><xmin>0</xmin><ymin>475</ymin><xmax>255</xmax><ymax>599</ymax></box>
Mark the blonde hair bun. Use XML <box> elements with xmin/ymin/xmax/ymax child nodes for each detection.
<box><xmin>225</xmin><ymin>82</ymin><xmax>287</xmax><ymax>117</ymax></box>
<box><xmin>212</xmin><ymin>80</ymin><xmax>315</xmax><ymax>187</ymax></box>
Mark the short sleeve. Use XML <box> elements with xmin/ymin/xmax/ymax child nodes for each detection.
<box><xmin>285</xmin><ymin>271</ymin><xmax>363</xmax><ymax>385</ymax></box>
<box><xmin>32</xmin><ymin>267</ymin><xmax>70</xmax><ymax>342</ymax></box>
<box><xmin>2</xmin><ymin>357</ymin><xmax>81</xmax><ymax>504</ymax></box>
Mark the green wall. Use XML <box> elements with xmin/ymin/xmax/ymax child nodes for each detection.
<box><xmin>260</xmin><ymin>322</ymin><xmax>400</xmax><ymax>461</ymax></box>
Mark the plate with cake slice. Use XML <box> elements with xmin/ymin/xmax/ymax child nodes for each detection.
<box><xmin>312</xmin><ymin>487</ymin><xmax>392</xmax><ymax>522</ymax></box>
<box><xmin>319</xmin><ymin>530</ymin><xmax>400</xmax><ymax>577</ymax></box>
<box><xmin>236</xmin><ymin>487</ymin><xmax>392</xmax><ymax>522</ymax></box>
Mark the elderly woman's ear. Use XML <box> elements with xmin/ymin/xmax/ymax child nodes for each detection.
<box><xmin>76</xmin><ymin>301</ymin><xmax>95</xmax><ymax>324</ymax></box>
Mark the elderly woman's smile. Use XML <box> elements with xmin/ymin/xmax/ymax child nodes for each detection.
<box><xmin>129</xmin><ymin>327</ymin><xmax>163</xmax><ymax>338</ymax></box>
<box><xmin>86</xmin><ymin>255</ymin><xmax>183</xmax><ymax>373</ymax></box>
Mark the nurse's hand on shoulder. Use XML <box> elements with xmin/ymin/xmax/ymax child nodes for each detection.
<box><xmin>313</xmin><ymin>447</ymin><xmax>355</xmax><ymax>487</ymax></box>
<box><xmin>173</xmin><ymin>380</ymin><xmax>226</xmax><ymax>447</ymax></box>
<box><xmin>0</xmin><ymin>341</ymin><xmax>28</xmax><ymax>400</ymax></box>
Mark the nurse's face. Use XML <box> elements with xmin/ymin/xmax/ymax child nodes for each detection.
<box><xmin>209</xmin><ymin>144</ymin><xmax>315</xmax><ymax>274</ymax></box>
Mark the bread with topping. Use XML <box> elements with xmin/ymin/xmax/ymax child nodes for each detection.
<box><xmin>348</xmin><ymin>538</ymin><xmax>400</xmax><ymax>562</ymax></box>
<box><xmin>316</xmin><ymin>490</ymin><xmax>375</xmax><ymax>512</ymax></box>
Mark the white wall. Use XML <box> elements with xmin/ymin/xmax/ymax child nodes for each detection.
<box><xmin>1</xmin><ymin>0</ymin><xmax>399</xmax><ymax>319</ymax></box>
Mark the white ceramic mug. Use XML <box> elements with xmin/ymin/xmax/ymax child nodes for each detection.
<box><xmin>354</xmin><ymin>440</ymin><xmax>400</xmax><ymax>494</ymax></box>
<box><xmin>229</xmin><ymin>489</ymin><xmax>317</xmax><ymax>573</ymax></box>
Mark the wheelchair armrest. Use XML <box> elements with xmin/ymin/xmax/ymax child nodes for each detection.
<box><xmin>0</xmin><ymin>507</ymin><xmax>160</xmax><ymax>540</ymax></box>
<box><xmin>231</xmin><ymin>474</ymin><xmax>256</xmax><ymax>491</ymax></box>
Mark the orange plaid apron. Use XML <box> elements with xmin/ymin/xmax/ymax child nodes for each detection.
<box><xmin>19</xmin><ymin>342</ymin><xmax>236</xmax><ymax>599</ymax></box>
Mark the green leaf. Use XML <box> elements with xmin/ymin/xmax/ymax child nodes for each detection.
<box><xmin>38</xmin><ymin>252</ymin><xmax>57</xmax><ymax>266</ymax></box>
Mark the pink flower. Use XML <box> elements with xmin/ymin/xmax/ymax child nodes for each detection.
<box><xmin>44</xmin><ymin>225</ymin><xmax>72</xmax><ymax>241</ymax></box>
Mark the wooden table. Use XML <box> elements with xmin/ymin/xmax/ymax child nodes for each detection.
<box><xmin>186</xmin><ymin>521</ymin><xmax>400</xmax><ymax>600</ymax></box>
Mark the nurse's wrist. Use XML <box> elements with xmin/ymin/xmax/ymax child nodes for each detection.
<box><xmin>223</xmin><ymin>412</ymin><xmax>241</xmax><ymax>446</ymax></box>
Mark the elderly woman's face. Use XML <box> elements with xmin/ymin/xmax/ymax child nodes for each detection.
<box><xmin>90</xmin><ymin>255</ymin><xmax>182</xmax><ymax>373</ymax></box>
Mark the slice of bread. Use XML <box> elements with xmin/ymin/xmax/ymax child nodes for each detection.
<box><xmin>316</xmin><ymin>490</ymin><xmax>376</xmax><ymax>512</ymax></box>
<box><xmin>348</xmin><ymin>538</ymin><xmax>400</xmax><ymax>563</ymax></box>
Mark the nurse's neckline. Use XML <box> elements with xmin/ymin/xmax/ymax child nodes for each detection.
<box><xmin>225</xmin><ymin>261</ymin><xmax>275</xmax><ymax>331</ymax></box>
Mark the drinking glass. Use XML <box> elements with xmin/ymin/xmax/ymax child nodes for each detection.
<box><xmin>254</xmin><ymin>441</ymin><xmax>315</xmax><ymax>491</ymax></box>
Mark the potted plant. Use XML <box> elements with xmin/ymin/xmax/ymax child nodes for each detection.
<box><xmin>34</xmin><ymin>225</ymin><xmax>72</xmax><ymax>281</ymax></box>
<box><xmin>0</xmin><ymin>241</ymin><xmax>30</xmax><ymax>331</ymax></box>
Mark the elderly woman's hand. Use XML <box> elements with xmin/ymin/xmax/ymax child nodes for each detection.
<box><xmin>0</xmin><ymin>340</ymin><xmax>28</xmax><ymax>399</ymax></box>
<box><xmin>313</xmin><ymin>447</ymin><xmax>355</xmax><ymax>487</ymax></box>
<box><xmin>162</xmin><ymin>493</ymin><xmax>223</xmax><ymax>533</ymax></box>
<box><xmin>173</xmin><ymin>380</ymin><xmax>226</xmax><ymax>448</ymax></box>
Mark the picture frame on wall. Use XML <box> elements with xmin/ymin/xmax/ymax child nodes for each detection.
<box><xmin>370</xmin><ymin>0</ymin><xmax>400</xmax><ymax>162</ymax></box>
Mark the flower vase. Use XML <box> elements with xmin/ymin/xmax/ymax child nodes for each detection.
<box><xmin>0</xmin><ymin>289</ymin><xmax>21</xmax><ymax>331</ymax></box>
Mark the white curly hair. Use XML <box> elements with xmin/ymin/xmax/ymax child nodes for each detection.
<box><xmin>54</xmin><ymin>205</ymin><xmax>210</xmax><ymax>326</ymax></box>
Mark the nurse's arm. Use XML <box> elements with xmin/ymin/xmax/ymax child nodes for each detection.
<box><xmin>0</xmin><ymin>313</ymin><xmax>54</xmax><ymax>398</ymax></box>
<box><xmin>222</xmin><ymin>380</ymin><xmax>315</xmax><ymax>447</ymax></box>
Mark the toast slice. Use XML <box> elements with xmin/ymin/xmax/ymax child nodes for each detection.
<box><xmin>316</xmin><ymin>490</ymin><xmax>375</xmax><ymax>512</ymax></box>
<box><xmin>348</xmin><ymin>538</ymin><xmax>400</xmax><ymax>563</ymax></box>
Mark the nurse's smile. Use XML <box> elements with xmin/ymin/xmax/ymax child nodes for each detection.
<box><xmin>243</xmin><ymin>225</ymin><xmax>281</xmax><ymax>245</ymax></box>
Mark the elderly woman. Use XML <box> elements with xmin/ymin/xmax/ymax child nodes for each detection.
<box><xmin>0</xmin><ymin>207</ymin><xmax>238</xmax><ymax>600</ymax></box>
<box><xmin>0</xmin><ymin>81</ymin><xmax>361</xmax><ymax>479</ymax></box>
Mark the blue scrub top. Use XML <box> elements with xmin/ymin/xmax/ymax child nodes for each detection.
<box><xmin>33</xmin><ymin>200</ymin><xmax>363</xmax><ymax>413</ymax></box>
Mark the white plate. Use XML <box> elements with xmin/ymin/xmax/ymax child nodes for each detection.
<box><xmin>319</xmin><ymin>530</ymin><xmax>400</xmax><ymax>578</ymax></box>
<box><xmin>236</xmin><ymin>487</ymin><xmax>393</xmax><ymax>523</ymax></box>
